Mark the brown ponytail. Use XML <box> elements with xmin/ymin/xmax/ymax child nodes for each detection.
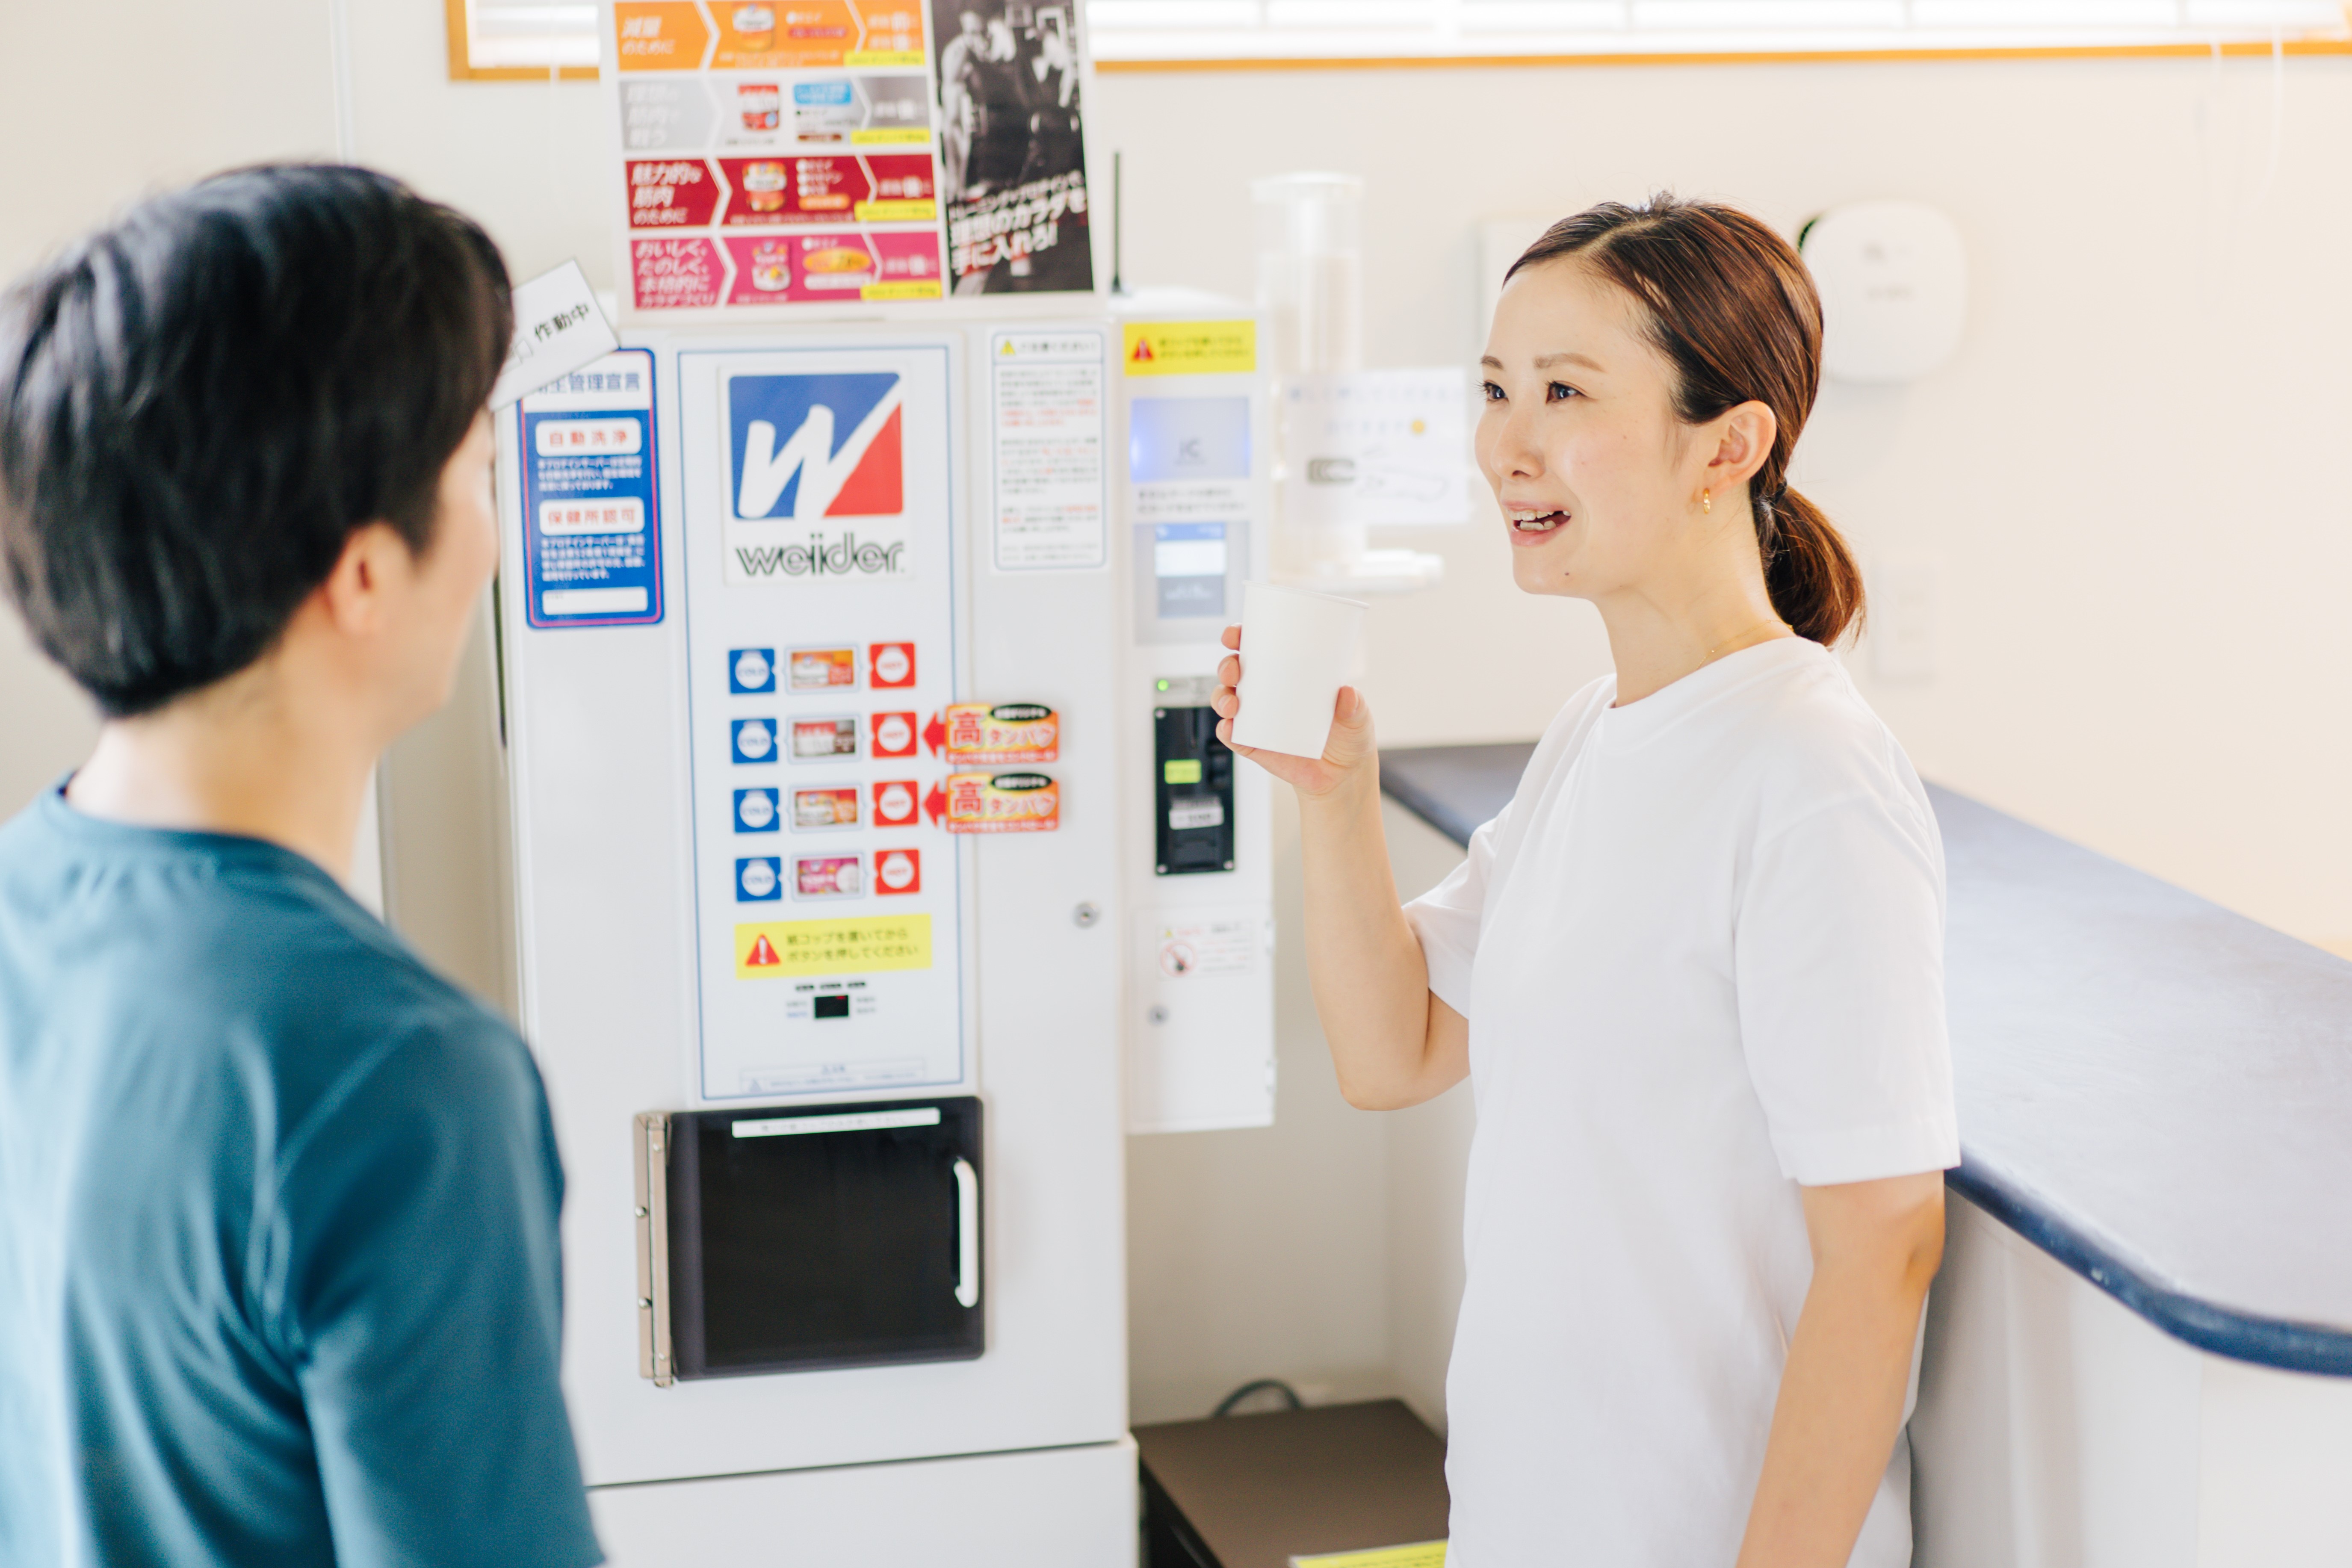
<box><xmin>1507</xmin><ymin>195</ymin><xmax>1865</xmax><ymax>646</ymax></box>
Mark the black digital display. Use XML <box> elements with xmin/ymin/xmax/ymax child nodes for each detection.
<box><xmin>813</xmin><ymin>993</ymin><xmax>851</xmax><ymax>1019</ymax></box>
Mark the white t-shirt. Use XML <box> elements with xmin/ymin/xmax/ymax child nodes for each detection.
<box><xmin>1406</xmin><ymin>637</ymin><xmax>1959</xmax><ymax>1568</ymax></box>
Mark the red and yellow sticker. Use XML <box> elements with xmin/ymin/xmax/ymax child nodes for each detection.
<box><xmin>931</xmin><ymin>772</ymin><xmax>1059</xmax><ymax>834</ymax></box>
<box><xmin>925</xmin><ymin>703</ymin><xmax>1058</xmax><ymax>765</ymax></box>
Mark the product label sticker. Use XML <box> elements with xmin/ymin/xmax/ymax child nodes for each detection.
<box><xmin>792</xmin><ymin>785</ymin><xmax>861</xmax><ymax>830</ymax></box>
<box><xmin>1122</xmin><ymin>321</ymin><xmax>1258</xmax><ymax>378</ymax></box>
<box><xmin>731</xmin><ymin>717</ymin><xmax>778</xmax><ymax>762</ymax></box>
<box><xmin>735</xmin><ymin>787</ymin><xmax>781</xmax><ymax>832</ymax></box>
<box><xmin>926</xmin><ymin>702</ymin><xmax>1058</xmax><ymax>764</ymax></box>
<box><xmin>931</xmin><ymin>771</ymin><xmax>1059</xmax><ymax>833</ymax></box>
<box><xmin>734</xmin><ymin>914</ymin><xmax>932</xmax><ymax>978</ymax></box>
<box><xmin>1152</xmin><ymin>913</ymin><xmax>1267</xmax><ymax>978</ymax></box>
<box><xmin>874</xmin><ymin>847</ymin><xmax>922</xmax><ymax>894</ymax></box>
<box><xmin>790</xmin><ymin>715</ymin><xmax>860</xmax><ymax>759</ymax></box>
<box><xmin>868</xmin><ymin>640</ymin><xmax>916</xmax><ymax>687</ymax></box>
<box><xmin>730</xmin><ymin>647</ymin><xmax>776</xmax><ymax>692</ymax></box>
<box><xmin>794</xmin><ymin>853</ymin><xmax>865</xmax><ymax>898</ymax></box>
<box><xmin>871</xmin><ymin>779</ymin><xmax>920</xmax><ymax>826</ymax></box>
<box><xmin>870</xmin><ymin>710</ymin><xmax>919</xmax><ymax>757</ymax></box>
<box><xmin>737</xmin><ymin>856</ymin><xmax>784</xmax><ymax>901</ymax></box>
<box><xmin>519</xmin><ymin>348</ymin><xmax>662</xmax><ymax>629</ymax></box>
<box><xmin>789</xmin><ymin>645</ymin><xmax>858</xmax><ymax>690</ymax></box>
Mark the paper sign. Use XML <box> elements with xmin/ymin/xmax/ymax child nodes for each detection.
<box><xmin>1290</xmin><ymin>1544</ymin><xmax>1447</xmax><ymax>1568</ymax></box>
<box><xmin>518</xmin><ymin>348</ymin><xmax>661</xmax><ymax>629</ymax></box>
<box><xmin>992</xmin><ymin>329</ymin><xmax>1106</xmax><ymax>570</ymax></box>
<box><xmin>492</xmin><ymin>261</ymin><xmax>620</xmax><ymax>410</ymax></box>
<box><xmin>1279</xmin><ymin>369</ymin><xmax>1470</xmax><ymax>527</ymax></box>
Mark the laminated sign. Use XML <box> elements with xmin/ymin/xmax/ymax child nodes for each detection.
<box><xmin>928</xmin><ymin>772</ymin><xmax>1059</xmax><ymax>833</ymax></box>
<box><xmin>923</xmin><ymin>702</ymin><xmax>1058</xmax><ymax>763</ymax></box>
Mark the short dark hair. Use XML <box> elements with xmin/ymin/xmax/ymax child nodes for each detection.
<box><xmin>0</xmin><ymin>164</ymin><xmax>512</xmax><ymax>718</ymax></box>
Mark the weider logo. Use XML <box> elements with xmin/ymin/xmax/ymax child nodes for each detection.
<box><xmin>733</xmin><ymin>532</ymin><xmax>907</xmax><ymax>579</ymax></box>
<box><xmin>724</xmin><ymin>370</ymin><xmax>912</xmax><ymax>582</ymax></box>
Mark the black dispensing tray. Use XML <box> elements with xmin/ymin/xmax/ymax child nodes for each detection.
<box><xmin>633</xmin><ymin>1096</ymin><xmax>983</xmax><ymax>1383</ymax></box>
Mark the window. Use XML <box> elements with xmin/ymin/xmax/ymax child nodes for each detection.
<box><xmin>445</xmin><ymin>0</ymin><xmax>598</xmax><ymax>80</ymax></box>
<box><xmin>1091</xmin><ymin>0</ymin><xmax>2352</xmax><ymax>64</ymax></box>
<box><xmin>445</xmin><ymin>0</ymin><xmax>2349</xmax><ymax>76</ymax></box>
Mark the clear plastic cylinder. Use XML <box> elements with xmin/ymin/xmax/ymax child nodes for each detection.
<box><xmin>1252</xmin><ymin>173</ymin><xmax>1364</xmax><ymax>379</ymax></box>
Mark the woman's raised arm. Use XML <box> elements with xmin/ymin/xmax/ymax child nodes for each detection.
<box><xmin>1212</xmin><ymin>624</ymin><xmax>1469</xmax><ymax>1110</ymax></box>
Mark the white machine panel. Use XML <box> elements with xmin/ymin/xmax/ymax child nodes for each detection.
<box><xmin>676</xmin><ymin>340</ymin><xmax>972</xmax><ymax>1100</ymax></box>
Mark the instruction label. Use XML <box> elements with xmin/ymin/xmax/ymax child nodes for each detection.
<box><xmin>1122</xmin><ymin>320</ymin><xmax>1257</xmax><ymax>378</ymax></box>
<box><xmin>991</xmin><ymin>329</ymin><xmax>1105</xmax><ymax>570</ymax></box>
<box><xmin>735</xmin><ymin>914</ymin><xmax>933</xmax><ymax>978</ymax></box>
<box><xmin>520</xmin><ymin>348</ymin><xmax>662</xmax><ymax>628</ymax></box>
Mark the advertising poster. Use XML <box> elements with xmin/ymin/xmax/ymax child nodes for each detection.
<box><xmin>611</xmin><ymin>0</ymin><xmax>949</xmax><ymax>310</ymax></box>
<box><xmin>928</xmin><ymin>0</ymin><xmax>1093</xmax><ymax>294</ymax></box>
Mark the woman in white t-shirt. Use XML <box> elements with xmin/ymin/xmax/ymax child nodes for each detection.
<box><xmin>1212</xmin><ymin>195</ymin><xmax>1959</xmax><ymax>1568</ymax></box>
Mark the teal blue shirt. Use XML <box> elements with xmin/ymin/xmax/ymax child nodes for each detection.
<box><xmin>0</xmin><ymin>786</ymin><xmax>601</xmax><ymax>1567</ymax></box>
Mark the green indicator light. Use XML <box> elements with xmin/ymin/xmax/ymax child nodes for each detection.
<box><xmin>1155</xmin><ymin>679</ymin><xmax>1170</xmax><ymax>691</ymax></box>
<box><xmin>1164</xmin><ymin>759</ymin><xmax>1204</xmax><ymax>785</ymax></box>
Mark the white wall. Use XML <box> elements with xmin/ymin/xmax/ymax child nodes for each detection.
<box><xmin>7</xmin><ymin>19</ymin><xmax>2351</xmax><ymax>1432</ymax></box>
<box><xmin>1093</xmin><ymin>53</ymin><xmax>2352</xmax><ymax>953</ymax></box>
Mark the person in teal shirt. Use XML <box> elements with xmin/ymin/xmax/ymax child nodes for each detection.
<box><xmin>0</xmin><ymin>166</ymin><xmax>602</xmax><ymax>1566</ymax></box>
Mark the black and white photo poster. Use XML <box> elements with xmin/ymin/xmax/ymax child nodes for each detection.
<box><xmin>930</xmin><ymin>0</ymin><xmax>1094</xmax><ymax>294</ymax></box>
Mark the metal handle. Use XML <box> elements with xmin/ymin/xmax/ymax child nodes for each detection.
<box><xmin>952</xmin><ymin>1157</ymin><xmax>980</xmax><ymax>1309</ymax></box>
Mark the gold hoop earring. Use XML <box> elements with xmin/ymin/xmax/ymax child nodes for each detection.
<box><xmin>1700</xmin><ymin>489</ymin><xmax>1712</xmax><ymax>515</ymax></box>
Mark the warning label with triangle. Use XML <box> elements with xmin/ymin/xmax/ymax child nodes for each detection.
<box><xmin>1120</xmin><ymin>319</ymin><xmax>1256</xmax><ymax>378</ymax></box>
<box><xmin>745</xmin><ymin>934</ymin><xmax>780</xmax><ymax>967</ymax></box>
<box><xmin>1130</xmin><ymin>336</ymin><xmax>1155</xmax><ymax>363</ymax></box>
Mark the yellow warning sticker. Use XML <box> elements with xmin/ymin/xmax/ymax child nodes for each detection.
<box><xmin>736</xmin><ymin>915</ymin><xmax>931</xmax><ymax>979</ymax></box>
<box><xmin>1289</xmin><ymin>1544</ymin><xmax>1446</xmax><ymax>1568</ymax></box>
<box><xmin>1122</xmin><ymin>319</ymin><xmax>1257</xmax><ymax>377</ymax></box>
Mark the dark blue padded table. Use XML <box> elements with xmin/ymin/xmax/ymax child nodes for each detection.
<box><xmin>1378</xmin><ymin>743</ymin><xmax>2352</xmax><ymax>1376</ymax></box>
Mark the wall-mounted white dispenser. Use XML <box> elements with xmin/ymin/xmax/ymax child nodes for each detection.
<box><xmin>1798</xmin><ymin>200</ymin><xmax>1969</xmax><ymax>384</ymax></box>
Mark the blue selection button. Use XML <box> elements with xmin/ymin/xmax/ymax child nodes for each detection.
<box><xmin>730</xmin><ymin>647</ymin><xmax>775</xmax><ymax>694</ymax></box>
<box><xmin>731</xmin><ymin>718</ymin><xmax>777</xmax><ymax>763</ymax></box>
<box><xmin>736</xmin><ymin>856</ymin><xmax>783</xmax><ymax>901</ymax></box>
<box><xmin>735</xmin><ymin>788</ymin><xmax>780</xmax><ymax>833</ymax></box>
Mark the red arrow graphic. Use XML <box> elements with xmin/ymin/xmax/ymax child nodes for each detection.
<box><xmin>923</xmin><ymin>710</ymin><xmax>947</xmax><ymax>757</ymax></box>
<box><xmin>923</xmin><ymin>781</ymin><xmax>948</xmax><ymax>827</ymax></box>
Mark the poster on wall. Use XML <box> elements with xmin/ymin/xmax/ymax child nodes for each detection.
<box><xmin>928</xmin><ymin>0</ymin><xmax>1093</xmax><ymax>294</ymax></box>
<box><xmin>609</xmin><ymin>0</ymin><xmax>949</xmax><ymax>310</ymax></box>
<box><xmin>676</xmin><ymin>339</ymin><xmax>974</xmax><ymax>1100</ymax></box>
<box><xmin>606</xmin><ymin>0</ymin><xmax>1096</xmax><ymax>311</ymax></box>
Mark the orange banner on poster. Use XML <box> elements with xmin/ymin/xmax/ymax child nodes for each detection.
<box><xmin>613</xmin><ymin>2</ymin><xmax>712</xmax><ymax>71</ymax></box>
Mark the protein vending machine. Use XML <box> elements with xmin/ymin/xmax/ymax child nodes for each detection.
<box><xmin>498</xmin><ymin>323</ymin><xmax>1140</xmax><ymax>1564</ymax></box>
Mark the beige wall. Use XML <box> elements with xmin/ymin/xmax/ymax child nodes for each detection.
<box><xmin>6</xmin><ymin>18</ymin><xmax>2350</xmax><ymax>1428</ymax></box>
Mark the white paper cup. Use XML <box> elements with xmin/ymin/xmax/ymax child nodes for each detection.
<box><xmin>1230</xmin><ymin>581</ymin><xmax>1368</xmax><ymax>759</ymax></box>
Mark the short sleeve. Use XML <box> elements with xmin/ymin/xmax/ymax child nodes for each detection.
<box><xmin>1405</xmin><ymin>809</ymin><xmax>1507</xmax><ymax>1016</ymax></box>
<box><xmin>271</xmin><ymin>1020</ymin><xmax>602</xmax><ymax>1568</ymax></box>
<box><xmin>1735</xmin><ymin>791</ymin><xmax>1960</xmax><ymax>1186</ymax></box>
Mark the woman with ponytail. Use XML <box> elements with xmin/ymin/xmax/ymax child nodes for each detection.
<box><xmin>1213</xmin><ymin>195</ymin><xmax>1956</xmax><ymax>1568</ymax></box>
